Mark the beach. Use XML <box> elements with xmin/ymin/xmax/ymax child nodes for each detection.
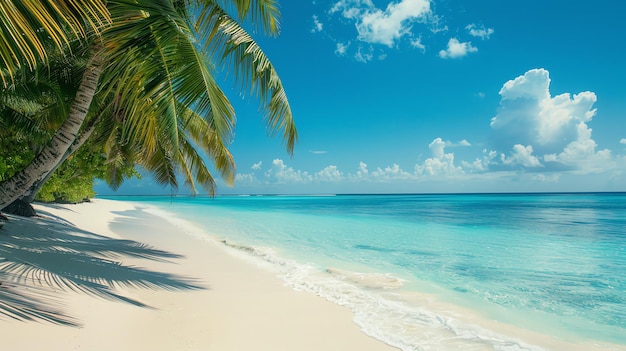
<box><xmin>0</xmin><ymin>199</ymin><xmax>397</xmax><ymax>351</ymax></box>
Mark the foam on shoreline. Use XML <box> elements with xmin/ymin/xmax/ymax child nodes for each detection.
<box><xmin>140</xmin><ymin>203</ymin><xmax>543</xmax><ymax>351</ymax></box>
<box><xmin>131</xmin><ymin>200</ymin><xmax>626</xmax><ymax>351</ymax></box>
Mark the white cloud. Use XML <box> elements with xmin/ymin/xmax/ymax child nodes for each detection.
<box><xmin>371</xmin><ymin>164</ymin><xmax>413</xmax><ymax>179</ymax></box>
<box><xmin>310</xmin><ymin>150</ymin><xmax>328</xmax><ymax>154</ymax></box>
<box><xmin>446</xmin><ymin>139</ymin><xmax>471</xmax><ymax>147</ymax></box>
<box><xmin>501</xmin><ymin>144</ymin><xmax>543</xmax><ymax>168</ymax></box>
<box><xmin>355</xmin><ymin>161</ymin><xmax>369</xmax><ymax>178</ymax></box>
<box><xmin>462</xmin><ymin>150</ymin><xmax>497</xmax><ymax>172</ymax></box>
<box><xmin>438</xmin><ymin>38</ymin><xmax>477</xmax><ymax>59</ymax></box>
<box><xmin>330</xmin><ymin>0</ymin><xmax>432</xmax><ymax>47</ymax></box>
<box><xmin>312</xmin><ymin>15</ymin><xmax>324</xmax><ymax>33</ymax></box>
<box><xmin>251</xmin><ymin>161</ymin><xmax>262</xmax><ymax>170</ymax></box>
<box><xmin>429</xmin><ymin>137</ymin><xmax>446</xmax><ymax>158</ymax></box>
<box><xmin>466</xmin><ymin>24</ymin><xmax>494</xmax><ymax>39</ymax></box>
<box><xmin>357</xmin><ymin>0</ymin><xmax>431</xmax><ymax>47</ymax></box>
<box><xmin>543</xmin><ymin>122</ymin><xmax>613</xmax><ymax>172</ymax></box>
<box><xmin>316</xmin><ymin>165</ymin><xmax>344</xmax><ymax>182</ymax></box>
<box><xmin>488</xmin><ymin>68</ymin><xmax>616</xmax><ymax>174</ymax></box>
<box><xmin>415</xmin><ymin>138</ymin><xmax>463</xmax><ymax>176</ymax></box>
<box><xmin>620</xmin><ymin>138</ymin><xmax>626</xmax><ymax>144</ymax></box>
<box><xmin>265</xmin><ymin>159</ymin><xmax>313</xmax><ymax>184</ymax></box>
<box><xmin>410</xmin><ymin>37</ymin><xmax>426</xmax><ymax>51</ymax></box>
<box><xmin>355</xmin><ymin>46</ymin><xmax>374</xmax><ymax>62</ymax></box>
<box><xmin>329</xmin><ymin>0</ymin><xmax>372</xmax><ymax>19</ymax></box>
<box><xmin>235</xmin><ymin>173</ymin><xmax>257</xmax><ymax>184</ymax></box>
<box><xmin>497</xmin><ymin>68</ymin><xmax>550</xmax><ymax>101</ymax></box>
<box><xmin>491</xmin><ymin>68</ymin><xmax>599</xmax><ymax>156</ymax></box>
<box><xmin>335</xmin><ymin>42</ymin><xmax>349</xmax><ymax>56</ymax></box>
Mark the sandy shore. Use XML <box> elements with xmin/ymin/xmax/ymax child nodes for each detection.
<box><xmin>0</xmin><ymin>199</ymin><xmax>397</xmax><ymax>351</ymax></box>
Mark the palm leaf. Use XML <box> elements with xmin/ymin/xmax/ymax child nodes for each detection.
<box><xmin>197</xmin><ymin>3</ymin><xmax>297</xmax><ymax>153</ymax></box>
<box><xmin>0</xmin><ymin>0</ymin><xmax>110</xmax><ymax>86</ymax></box>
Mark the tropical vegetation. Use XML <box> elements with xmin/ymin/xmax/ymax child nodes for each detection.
<box><xmin>0</xmin><ymin>0</ymin><xmax>297</xmax><ymax>212</ymax></box>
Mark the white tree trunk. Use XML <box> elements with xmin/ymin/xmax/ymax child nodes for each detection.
<box><xmin>0</xmin><ymin>55</ymin><xmax>103</xmax><ymax>211</ymax></box>
<box><xmin>21</xmin><ymin>117</ymin><xmax>100</xmax><ymax>204</ymax></box>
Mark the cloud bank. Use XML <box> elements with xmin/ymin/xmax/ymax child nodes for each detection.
<box><xmin>232</xmin><ymin>69</ymin><xmax>624</xmax><ymax>192</ymax></box>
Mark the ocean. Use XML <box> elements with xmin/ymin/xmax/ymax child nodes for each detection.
<box><xmin>104</xmin><ymin>193</ymin><xmax>626</xmax><ymax>351</ymax></box>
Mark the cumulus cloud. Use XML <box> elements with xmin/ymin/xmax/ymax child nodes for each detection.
<box><xmin>497</xmin><ymin>68</ymin><xmax>551</xmax><ymax>101</ymax></box>
<box><xmin>490</xmin><ymin>68</ymin><xmax>612</xmax><ymax>173</ymax></box>
<box><xmin>316</xmin><ymin>165</ymin><xmax>344</xmax><ymax>182</ymax></box>
<box><xmin>466</xmin><ymin>24</ymin><xmax>494</xmax><ymax>39</ymax></box>
<box><xmin>265</xmin><ymin>159</ymin><xmax>313</xmax><ymax>184</ymax></box>
<box><xmin>371</xmin><ymin>164</ymin><xmax>413</xmax><ymax>179</ymax></box>
<box><xmin>355</xmin><ymin>161</ymin><xmax>369</xmax><ymax>178</ymax></box>
<box><xmin>438</xmin><ymin>38</ymin><xmax>477</xmax><ymax>59</ymax></box>
<box><xmin>429</xmin><ymin>137</ymin><xmax>446</xmax><ymax>158</ymax></box>
<box><xmin>543</xmin><ymin>122</ymin><xmax>613</xmax><ymax>172</ymax></box>
<box><xmin>415</xmin><ymin>138</ymin><xmax>463</xmax><ymax>176</ymax></box>
<box><xmin>251</xmin><ymin>161</ymin><xmax>263</xmax><ymax>170</ymax></box>
<box><xmin>501</xmin><ymin>144</ymin><xmax>543</xmax><ymax>168</ymax></box>
<box><xmin>312</xmin><ymin>15</ymin><xmax>324</xmax><ymax>33</ymax></box>
<box><xmin>462</xmin><ymin>150</ymin><xmax>498</xmax><ymax>172</ymax></box>
<box><xmin>329</xmin><ymin>0</ymin><xmax>432</xmax><ymax>47</ymax></box>
<box><xmin>620</xmin><ymin>138</ymin><xmax>626</xmax><ymax>144</ymax></box>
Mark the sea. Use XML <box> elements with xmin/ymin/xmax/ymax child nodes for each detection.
<box><xmin>103</xmin><ymin>193</ymin><xmax>626</xmax><ymax>351</ymax></box>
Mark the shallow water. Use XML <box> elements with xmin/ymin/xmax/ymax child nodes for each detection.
<box><xmin>105</xmin><ymin>193</ymin><xmax>626</xmax><ymax>350</ymax></box>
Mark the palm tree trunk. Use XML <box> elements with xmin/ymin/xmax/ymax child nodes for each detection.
<box><xmin>0</xmin><ymin>54</ymin><xmax>103</xmax><ymax>211</ymax></box>
<box><xmin>21</xmin><ymin>116</ymin><xmax>100</xmax><ymax>204</ymax></box>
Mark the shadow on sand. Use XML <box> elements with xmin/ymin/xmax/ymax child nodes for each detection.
<box><xmin>0</xmin><ymin>211</ymin><xmax>204</xmax><ymax>327</ymax></box>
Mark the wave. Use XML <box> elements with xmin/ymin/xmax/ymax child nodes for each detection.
<box><xmin>140</xmin><ymin>204</ymin><xmax>547</xmax><ymax>351</ymax></box>
<box><xmin>218</xmin><ymin>241</ymin><xmax>545</xmax><ymax>351</ymax></box>
<box><xmin>326</xmin><ymin>267</ymin><xmax>405</xmax><ymax>290</ymax></box>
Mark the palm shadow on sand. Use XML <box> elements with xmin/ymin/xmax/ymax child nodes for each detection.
<box><xmin>0</xmin><ymin>210</ymin><xmax>204</xmax><ymax>327</ymax></box>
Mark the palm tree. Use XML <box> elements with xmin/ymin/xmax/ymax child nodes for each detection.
<box><xmin>0</xmin><ymin>0</ymin><xmax>297</xmax><ymax>211</ymax></box>
<box><xmin>0</xmin><ymin>0</ymin><xmax>110</xmax><ymax>86</ymax></box>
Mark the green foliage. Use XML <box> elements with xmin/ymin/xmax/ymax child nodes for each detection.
<box><xmin>1</xmin><ymin>0</ymin><xmax>297</xmax><ymax>203</ymax></box>
<box><xmin>0</xmin><ymin>122</ymin><xmax>138</xmax><ymax>204</ymax></box>
<box><xmin>35</xmin><ymin>141</ymin><xmax>139</xmax><ymax>204</ymax></box>
<box><xmin>0</xmin><ymin>129</ymin><xmax>36</xmax><ymax>181</ymax></box>
<box><xmin>35</xmin><ymin>148</ymin><xmax>103</xmax><ymax>203</ymax></box>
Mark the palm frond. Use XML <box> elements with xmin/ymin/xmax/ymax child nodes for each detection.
<box><xmin>179</xmin><ymin>105</ymin><xmax>235</xmax><ymax>184</ymax></box>
<box><xmin>197</xmin><ymin>3</ymin><xmax>297</xmax><ymax>154</ymax></box>
<box><xmin>204</xmin><ymin>0</ymin><xmax>281</xmax><ymax>35</ymax></box>
<box><xmin>0</xmin><ymin>0</ymin><xmax>110</xmax><ymax>85</ymax></box>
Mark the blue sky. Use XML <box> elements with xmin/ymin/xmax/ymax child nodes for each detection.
<box><xmin>97</xmin><ymin>0</ymin><xmax>626</xmax><ymax>195</ymax></box>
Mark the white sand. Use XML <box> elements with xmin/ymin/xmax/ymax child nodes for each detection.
<box><xmin>0</xmin><ymin>199</ymin><xmax>397</xmax><ymax>351</ymax></box>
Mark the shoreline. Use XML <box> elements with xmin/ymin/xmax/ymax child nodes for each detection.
<box><xmin>1</xmin><ymin>199</ymin><xmax>397</xmax><ymax>350</ymax></box>
<box><xmin>122</xmin><ymin>196</ymin><xmax>626</xmax><ymax>351</ymax></box>
<box><xmin>2</xmin><ymin>197</ymin><xmax>624</xmax><ymax>351</ymax></box>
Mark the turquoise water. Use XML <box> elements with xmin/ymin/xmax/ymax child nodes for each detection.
<box><xmin>106</xmin><ymin>193</ymin><xmax>626</xmax><ymax>350</ymax></box>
